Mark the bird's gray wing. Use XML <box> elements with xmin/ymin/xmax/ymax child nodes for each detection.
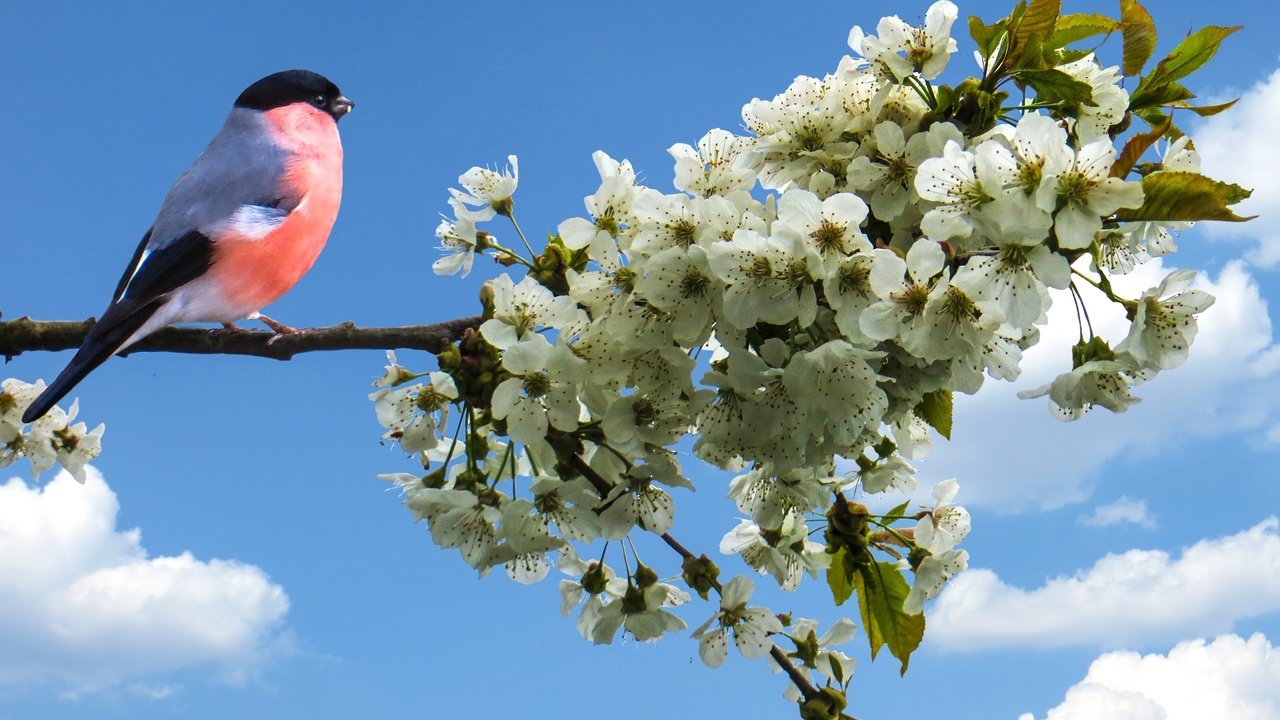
<box><xmin>114</xmin><ymin>107</ymin><xmax>295</xmax><ymax>305</ymax></box>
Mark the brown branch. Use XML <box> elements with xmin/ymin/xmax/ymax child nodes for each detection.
<box><xmin>658</xmin><ymin>532</ymin><xmax>696</xmax><ymax>561</ymax></box>
<box><xmin>0</xmin><ymin>314</ymin><xmax>483</xmax><ymax>361</ymax></box>
<box><xmin>769</xmin><ymin>645</ymin><xmax>822</xmax><ymax>703</ymax></box>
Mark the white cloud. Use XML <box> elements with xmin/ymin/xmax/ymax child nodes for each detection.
<box><xmin>928</xmin><ymin>519</ymin><xmax>1280</xmax><ymax>651</ymax></box>
<box><xmin>1080</xmin><ymin>497</ymin><xmax>1156</xmax><ymax>529</ymax></box>
<box><xmin>1021</xmin><ymin>633</ymin><xmax>1280</xmax><ymax>720</ymax></box>
<box><xmin>1197</xmin><ymin>67</ymin><xmax>1280</xmax><ymax>267</ymax></box>
<box><xmin>918</xmin><ymin>259</ymin><xmax>1279</xmax><ymax>511</ymax></box>
<box><xmin>0</xmin><ymin>467</ymin><xmax>290</xmax><ymax>693</ymax></box>
<box><xmin>127</xmin><ymin>683</ymin><xmax>180</xmax><ymax>700</ymax></box>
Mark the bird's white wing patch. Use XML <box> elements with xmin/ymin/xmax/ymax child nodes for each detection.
<box><xmin>225</xmin><ymin>204</ymin><xmax>290</xmax><ymax>240</ymax></box>
<box><xmin>115</xmin><ymin>247</ymin><xmax>153</xmax><ymax>302</ymax></box>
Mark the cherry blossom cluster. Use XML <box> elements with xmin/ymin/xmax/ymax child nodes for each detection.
<box><xmin>0</xmin><ymin>378</ymin><xmax>103</xmax><ymax>482</ymax></box>
<box><xmin>378</xmin><ymin>0</ymin><xmax>1227</xmax><ymax>704</ymax></box>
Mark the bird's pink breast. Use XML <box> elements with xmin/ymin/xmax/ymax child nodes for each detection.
<box><xmin>207</xmin><ymin>104</ymin><xmax>343</xmax><ymax>316</ymax></box>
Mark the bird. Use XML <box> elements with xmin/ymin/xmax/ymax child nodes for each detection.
<box><xmin>22</xmin><ymin>69</ymin><xmax>353</xmax><ymax>423</ymax></box>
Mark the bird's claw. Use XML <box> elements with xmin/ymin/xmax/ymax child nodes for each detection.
<box><xmin>256</xmin><ymin>316</ymin><xmax>298</xmax><ymax>336</ymax></box>
<box><xmin>249</xmin><ymin>313</ymin><xmax>305</xmax><ymax>346</ymax></box>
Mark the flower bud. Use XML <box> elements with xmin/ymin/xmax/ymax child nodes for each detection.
<box><xmin>825</xmin><ymin>495</ymin><xmax>869</xmax><ymax>549</ymax></box>
<box><xmin>681</xmin><ymin>554</ymin><xmax>720</xmax><ymax>600</ymax></box>
<box><xmin>581</xmin><ymin>562</ymin><xmax>609</xmax><ymax>595</ymax></box>
<box><xmin>798</xmin><ymin>687</ymin><xmax>848</xmax><ymax>720</ymax></box>
<box><xmin>621</xmin><ymin>585</ymin><xmax>648</xmax><ymax>614</ymax></box>
<box><xmin>907</xmin><ymin>546</ymin><xmax>930</xmax><ymax>572</ymax></box>
<box><xmin>633</xmin><ymin>562</ymin><xmax>659</xmax><ymax>589</ymax></box>
<box><xmin>422</xmin><ymin>467</ymin><xmax>448</xmax><ymax>489</ymax></box>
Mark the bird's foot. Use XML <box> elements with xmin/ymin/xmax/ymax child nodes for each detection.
<box><xmin>208</xmin><ymin>322</ymin><xmax>240</xmax><ymax>338</ymax></box>
<box><xmin>247</xmin><ymin>312</ymin><xmax>301</xmax><ymax>345</ymax></box>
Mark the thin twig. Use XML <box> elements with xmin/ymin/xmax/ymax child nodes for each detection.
<box><xmin>567</xmin><ymin>453</ymin><xmax>614</xmax><ymax>497</ymax></box>
<box><xmin>769</xmin><ymin>645</ymin><xmax>823</xmax><ymax>701</ymax></box>
<box><xmin>0</xmin><ymin>314</ymin><xmax>483</xmax><ymax>361</ymax></box>
<box><xmin>658</xmin><ymin>532</ymin><xmax>696</xmax><ymax>561</ymax></box>
<box><xmin>567</xmin><ymin>451</ymin><xmax>822</xmax><ymax>704</ymax></box>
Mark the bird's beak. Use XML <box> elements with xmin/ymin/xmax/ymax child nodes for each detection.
<box><xmin>330</xmin><ymin>95</ymin><xmax>354</xmax><ymax>118</ymax></box>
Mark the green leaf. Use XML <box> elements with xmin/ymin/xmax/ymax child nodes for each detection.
<box><xmin>1049</xmin><ymin>48</ymin><xmax>1094</xmax><ymax>65</ymax></box>
<box><xmin>1129</xmin><ymin>81</ymin><xmax>1195</xmax><ymax>111</ymax></box>
<box><xmin>1111</xmin><ymin>113</ymin><xmax>1171</xmax><ymax>178</ymax></box>
<box><xmin>1132</xmin><ymin>107</ymin><xmax>1189</xmax><ymax>140</ymax></box>
<box><xmin>1133</xmin><ymin>105</ymin><xmax>1169</xmax><ymax>125</ymax></box>
<box><xmin>1014</xmin><ymin>0</ymin><xmax>1060</xmax><ymax>50</ymax></box>
<box><xmin>1174</xmin><ymin>97</ymin><xmax>1239</xmax><ymax>117</ymax></box>
<box><xmin>969</xmin><ymin>16</ymin><xmax>1009</xmax><ymax>60</ymax></box>
<box><xmin>1012</xmin><ymin>33</ymin><xmax>1048</xmax><ymax>70</ymax></box>
<box><xmin>1214</xmin><ymin>180</ymin><xmax>1253</xmax><ymax>206</ymax></box>
<box><xmin>855</xmin><ymin>561</ymin><xmax>925</xmax><ymax>675</ymax></box>
<box><xmin>1114</xmin><ymin>171</ymin><xmax>1255</xmax><ymax>223</ymax></box>
<box><xmin>1046</xmin><ymin>13</ymin><xmax>1119</xmax><ymax>49</ymax></box>
<box><xmin>1149</xmin><ymin>25</ymin><xmax>1241</xmax><ymax>86</ymax></box>
<box><xmin>885</xmin><ymin>500</ymin><xmax>912</xmax><ymax>521</ymax></box>
<box><xmin>1131</xmin><ymin>26</ymin><xmax>1240</xmax><ymax>111</ymax></box>
<box><xmin>826</xmin><ymin>547</ymin><xmax>854</xmax><ymax>606</ymax></box>
<box><xmin>915</xmin><ymin>390</ymin><xmax>953</xmax><ymax>440</ymax></box>
<box><xmin>1017</xmin><ymin>68</ymin><xmax>1095</xmax><ymax>105</ymax></box>
<box><xmin>1120</xmin><ymin>0</ymin><xmax>1157</xmax><ymax>76</ymax></box>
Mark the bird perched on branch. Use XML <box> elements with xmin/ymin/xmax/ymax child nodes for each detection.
<box><xmin>23</xmin><ymin>69</ymin><xmax>352</xmax><ymax>423</ymax></box>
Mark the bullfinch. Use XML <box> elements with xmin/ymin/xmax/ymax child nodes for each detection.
<box><xmin>23</xmin><ymin>69</ymin><xmax>352</xmax><ymax>423</ymax></box>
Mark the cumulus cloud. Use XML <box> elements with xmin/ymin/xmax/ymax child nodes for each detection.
<box><xmin>918</xmin><ymin>259</ymin><xmax>1278</xmax><ymax>510</ymax></box>
<box><xmin>1021</xmin><ymin>633</ymin><xmax>1280</xmax><ymax>720</ymax></box>
<box><xmin>1080</xmin><ymin>497</ymin><xmax>1156</xmax><ymax>529</ymax></box>
<box><xmin>0</xmin><ymin>467</ymin><xmax>290</xmax><ymax>693</ymax></box>
<box><xmin>1197</xmin><ymin>67</ymin><xmax>1280</xmax><ymax>266</ymax></box>
<box><xmin>928</xmin><ymin>519</ymin><xmax>1280</xmax><ymax>651</ymax></box>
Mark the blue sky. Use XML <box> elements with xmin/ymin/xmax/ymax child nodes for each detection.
<box><xmin>2</xmin><ymin>1</ymin><xmax>1280</xmax><ymax>718</ymax></box>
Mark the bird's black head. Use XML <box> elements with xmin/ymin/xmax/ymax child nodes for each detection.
<box><xmin>234</xmin><ymin>69</ymin><xmax>353</xmax><ymax>121</ymax></box>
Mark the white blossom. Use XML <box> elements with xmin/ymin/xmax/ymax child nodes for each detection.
<box><xmin>479</xmin><ymin>274</ymin><xmax>581</xmax><ymax>349</ymax></box>
<box><xmin>670</xmin><ymin>129</ymin><xmax>757</xmax><ymax>197</ymax></box>
<box><xmin>408</xmin><ymin>489</ymin><xmax>502</xmax><ymax>570</ymax></box>
<box><xmin>591</xmin><ymin>579</ymin><xmax>689</xmax><ymax>644</ymax></box>
<box><xmin>491</xmin><ymin>335</ymin><xmax>584</xmax><ymax>445</ymax></box>
<box><xmin>434</xmin><ymin>198</ymin><xmax>495</xmax><ymax>277</ymax></box>
<box><xmin>1056</xmin><ymin>55</ymin><xmax>1129</xmax><ymax>142</ymax></box>
<box><xmin>691</xmin><ymin>576</ymin><xmax>784</xmax><ymax>667</ymax></box>
<box><xmin>1040</xmin><ymin>137</ymin><xmax>1145</xmax><ymax>250</ymax></box>
<box><xmin>1116</xmin><ymin>269</ymin><xmax>1216</xmax><ymax>370</ymax></box>
<box><xmin>914</xmin><ymin>141</ymin><xmax>996</xmax><ymax>243</ymax></box>
<box><xmin>370</xmin><ymin>370</ymin><xmax>457</xmax><ymax>453</ymax></box>
<box><xmin>455</xmin><ymin>155</ymin><xmax>519</xmax><ymax>214</ymax></box>
<box><xmin>775</xmin><ymin>189</ymin><xmax>871</xmax><ymax>264</ymax></box>
<box><xmin>904</xmin><ymin>480</ymin><xmax>970</xmax><ymax>613</ymax></box>
<box><xmin>848</xmin><ymin>121</ymin><xmax>961</xmax><ymax>221</ymax></box>
<box><xmin>1018</xmin><ymin>356</ymin><xmax>1146</xmax><ymax>421</ymax></box>
<box><xmin>720</xmin><ymin>515</ymin><xmax>827</xmax><ymax>591</ymax></box>
<box><xmin>860</xmin><ymin>240</ymin><xmax>946</xmax><ymax>348</ymax></box>
<box><xmin>775</xmin><ymin>618</ymin><xmax>857</xmax><ymax>702</ymax></box>
<box><xmin>707</xmin><ymin>228</ymin><xmax>822</xmax><ymax>329</ymax></box>
<box><xmin>0</xmin><ymin>379</ymin><xmax>42</xmax><ymax>467</ymax></box>
<box><xmin>848</xmin><ymin>1</ymin><xmax>959</xmax><ymax>81</ymax></box>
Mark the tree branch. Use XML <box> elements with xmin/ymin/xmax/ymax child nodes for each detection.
<box><xmin>0</xmin><ymin>314</ymin><xmax>483</xmax><ymax>361</ymax></box>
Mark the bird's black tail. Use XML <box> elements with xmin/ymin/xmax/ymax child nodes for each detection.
<box><xmin>21</xmin><ymin>299</ymin><xmax>162</xmax><ymax>423</ymax></box>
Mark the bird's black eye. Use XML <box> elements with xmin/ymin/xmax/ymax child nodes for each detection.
<box><xmin>311</xmin><ymin>94</ymin><xmax>327</xmax><ymax>107</ymax></box>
